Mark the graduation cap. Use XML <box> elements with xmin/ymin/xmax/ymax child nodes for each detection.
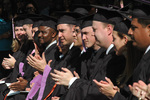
<box><xmin>79</xmin><ymin>15</ymin><xmax>93</xmax><ymax>29</ymax></box>
<box><xmin>132</xmin><ymin>0</ymin><xmax>150</xmax><ymax>19</ymax></box>
<box><xmin>32</xmin><ymin>20</ymin><xmax>43</xmax><ymax>28</ymax></box>
<box><xmin>57</xmin><ymin>11</ymin><xmax>84</xmax><ymax>25</ymax></box>
<box><xmin>91</xmin><ymin>5</ymin><xmax>124</xmax><ymax>25</ymax></box>
<box><xmin>114</xmin><ymin>18</ymin><xmax>131</xmax><ymax>35</ymax></box>
<box><xmin>40</xmin><ymin>15</ymin><xmax>57</xmax><ymax>30</ymax></box>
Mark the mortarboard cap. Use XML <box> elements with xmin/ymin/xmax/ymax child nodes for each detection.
<box><xmin>32</xmin><ymin>20</ymin><xmax>43</xmax><ymax>28</ymax></box>
<box><xmin>40</xmin><ymin>15</ymin><xmax>57</xmax><ymax>30</ymax></box>
<box><xmin>15</xmin><ymin>20</ymin><xmax>24</xmax><ymax>27</ymax></box>
<box><xmin>92</xmin><ymin>5</ymin><xmax>123</xmax><ymax>25</ymax></box>
<box><xmin>57</xmin><ymin>11</ymin><xmax>84</xmax><ymax>25</ymax></box>
<box><xmin>79</xmin><ymin>15</ymin><xmax>94</xmax><ymax>29</ymax></box>
<box><xmin>114</xmin><ymin>18</ymin><xmax>131</xmax><ymax>35</ymax></box>
<box><xmin>132</xmin><ymin>0</ymin><xmax>150</xmax><ymax>19</ymax></box>
<box><xmin>22</xmin><ymin>14</ymin><xmax>42</xmax><ymax>25</ymax></box>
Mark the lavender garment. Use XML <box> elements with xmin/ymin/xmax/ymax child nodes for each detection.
<box><xmin>19</xmin><ymin>62</ymin><xmax>24</xmax><ymax>76</ymax></box>
<box><xmin>26</xmin><ymin>74</ymin><xmax>42</xmax><ymax>100</ymax></box>
<box><xmin>37</xmin><ymin>65</ymin><xmax>51</xmax><ymax>100</ymax></box>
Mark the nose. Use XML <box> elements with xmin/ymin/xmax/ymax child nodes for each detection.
<box><xmin>82</xmin><ymin>34</ymin><xmax>86</xmax><ymax>40</ymax></box>
<box><xmin>128</xmin><ymin>28</ymin><xmax>133</xmax><ymax>35</ymax></box>
<box><xmin>58</xmin><ymin>32</ymin><xmax>62</xmax><ymax>38</ymax></box>
<box><xmin>72</xmin><ymin>32</ymin><xmax>76</xmax><ymax>37</ymax></box>
<box><xmin>38</xmin><ymin>32</ymin><xmax>42</xmax><ymax>38</ymax></box>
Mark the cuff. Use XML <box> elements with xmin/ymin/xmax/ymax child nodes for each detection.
<box><xmin>68</xmin><ymin>77</ymin><xmax>77</xmax><ymax>89</ymax></box>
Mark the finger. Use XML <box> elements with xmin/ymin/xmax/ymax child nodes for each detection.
<box><xmin>50</xmin><ymin>72</ymin><xmax>61</xmax><ymax>79</ymax></box>
<box><xmin>54</xmin><ymin>69</ymin><xmax>63</xmax><ymax>75</ymax></box>
<box><xmin>29</xmin><ymin>55</ymin><xmax>37</xmax><ymax>62</ymax></box>
<box><xmin>9</xmin><ymin>54</ymin><xmax>13</xmax><ymax>58</ymax></box>
<box><xmin>42</xmin><ymin>52</ymin><xmax>46</xmax><ymax>61</ymax></box>
<box><xmin>93</xmin><ymin>79</ymin><xmax>102</xmax><ymax>87</ymax></box>
<box><xmin>18</xmin><ymin>77</ymin><xmax>24</xmax><ymax>81</ymax></box>
<box><xmin>61</xmin><ymin>67</ymin><xmax>70</xmax><ymax>73</ymax></box>
<box><xmin>129</xmin><ymin>85</ymin><xmax>133</xmax><ymax>91</ymax></box>
<box><xmin>100</xmin><ymin>80</ymin><xmax>108</xmax><ymax>84</ymax></box>
<box><xmin>48</xmin><ymin>60</ymin><xmax>52</xmax><ymax>66</ymax></box>
<box><xmin>73</xmin><ymin>71</ymin><xmax>80</xmax><ymax>78</ymax></box>
<box><xmin>52</xmin><ymin>77</ymin><xmax>59</xmax><ymax>82</ymax></box>
<box><xmin>105</xmin><ymin>77</ymin><xmax>114</xmax><ymax>86</ymax></box>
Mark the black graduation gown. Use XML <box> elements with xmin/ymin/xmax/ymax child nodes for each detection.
<box><xmin>60</xmin><ymin>47</ymin><xmax>126</xmax><ymax>100</ymax></box>
<box><xmin>112</xmin><ymin>50</ymin><xmax>150</xmax><ymax>100</ymax></box>
<box><xmin>0</xmin><ymin>40</ymin><xmax>35</xmax><ymax>100</ymax></box>
<box><xmin>32</xmin><ymin>46</ymin><xmax>81</xmax><ymax>100</ymax></box>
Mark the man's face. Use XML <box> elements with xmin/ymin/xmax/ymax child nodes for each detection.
<box><xmin>38</xmin><ymin>26</ymin><xmax>53</xmax><ymax>46</ymax></box>
<box><xmin>23</xmin><ymin>24</ymin><xmax>33</xmax><ymax>40</ymax></box>
<box><xmin>81</xmin><ymin>26</ymin><xmax>95</xmax><ymax>48</ymax></box>
<box><xmin>128</xmin><ymin>18</ymin><xmax>150</xmax><ymax>50</ymax></box>
<box><xmin>57</xmin><ymin>24</ymin><xmax>74</xmax><ymax>46</ymax></box>
<box><xmin>73</xmin><ymin>26</ymin><xmax>82</xmax><ymax>47</ymax></box>
<box><xmin>15</xmin><ymin>26</ymin><xmax>27</xmax><ymax>43</ymax></box>
<box><xmin>92</xmin><ymin>21</ymin><xmax>108</xmax><ymax>47</ymax></box>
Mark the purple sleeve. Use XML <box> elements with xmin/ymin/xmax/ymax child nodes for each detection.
<box><xmin>37</xmin><ymin>65</ymin><xmax>51</xmax><ymax>100</ymax></box>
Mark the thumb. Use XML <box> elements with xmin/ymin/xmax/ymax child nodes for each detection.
<box><xmin>73</xmin><ymin>71</ymin><xmax>80</xmax><ymax>78</ymax></box>
<box><xmin>42</xmin><ymin>52</ymin><xmax>46</xmax><ymax>60</ymax></box>
<box><xmin>9</xmin><ymin>54</ymin><xmax>13</xmax><ymax>58</ymax></box>
<box><xmin>48</xmin><ymin>60</ymin><xmax>52</xmax><ymax>66</ymax></box>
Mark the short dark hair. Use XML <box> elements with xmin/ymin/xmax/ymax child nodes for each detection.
<box><xmin>138</xmin><ymin>18</ymin><xmax>150</xmax><ymax>27</ymax></box>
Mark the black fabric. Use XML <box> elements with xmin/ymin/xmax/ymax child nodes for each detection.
<box><xmin>23</xmin><ymin>18</ymin><xmax>34</xmax><ymax>25</ymax></box>
<box><xmin>92</xmin><ymin>5</ymin><xmax>123</xmax><ymax>25</ymax></box>
<box><xmin>60</xmin><ymin>47</ymin><xmax>126</xmax><ymax>100</ymax></box>
<box><xmin>32</xmin><ymin>46</ymin><xmax>81</xmax><ymax>100</ymax></box>
<box><xmin>57</xmin><ymin>15</ymin><xmax>77</xmax><ymax>25</ymax></box>
<box><xmin>114</xmin><ymin>18</ymin><xmax>131</xmax><ymax>35</ymax></box>
<box><xmin>32</xmin><ymin>20</ymin><xmax>43</xmax><ymax>28</ymax></box>
<box><xmin>40</xmin><ymin>20</ymin><xmax>57</xmax><ymax>30</ymax></box>
<box><xmin>15</xmin><ymin>20</ymin><xmax>24</xmax><ymax>27</ymax></box>
<box><xmin>132</xmin><ymin>0</ymin><xmax>150</xmax><ymax>19</ymax></box>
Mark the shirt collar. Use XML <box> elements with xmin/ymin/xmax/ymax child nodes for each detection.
<box><xmin>145</xmin><ymin>45</ymin><xmax>150</xmax><ymax>54</ymax></box>
<box><xmin>69</xmin><ymin>42</ymin><xmax>74</xmax><ymax>50</ymax></box>
<box><xmin>45</xmin><ymin>40</ymin><xmax>57</xmax><ymax>51</ymax></box>
<box><xmin>106</xmin><ymin>44</ymin><xmax>114</xmax><ymax>55</ymax></box>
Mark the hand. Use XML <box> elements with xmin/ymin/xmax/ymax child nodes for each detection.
<box><xmin>50</xmin><ymin>68</ymin><xmax>74</xmax><ymax>86</ymax></box>
<box><xmin>93</xmin><ymin>77</ymin><xmax>117</xmax><ymax>99</ymax></box>
<box><xmin>129</xmin><ymin>81</ymin><xmax>147</xmax><ymax>100</ymax></box>
<box><xmin>27</xmin><ymin>52</ymin><xmax>52</xmax><ymax>72</ymax></box>
<box><xmin>52</xmin><ymin>96</ymin><xmax>60</xmax><ymax>100</ymax></box>
<box><xmin>2</xmin><ymin>54</ymin><xmax>16</xmax><ymax>69</ymax></box>
<box><xmin>9</xmin><ymin>77</ymin><xmax>28</xmax><ymax>91</ymax></box>
<box><xmin>146</xmin><ymin>84</ymin><xmax>150</xmax><ymax>99</ymax></box>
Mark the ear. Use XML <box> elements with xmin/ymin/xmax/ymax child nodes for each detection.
<box><xmin>146</xmin><ymin>24</ymin><xmax>150</xmax><ymax>37</ymax></box>
<box><xmin>107</xmin><ymin>24</ymin><xmax>113</xmax><ymax>36</ymax></box>
<box><xmin>123</xmin><ymin>35</ymin><xmax>128</xmax><ymax>45</ymax></box>
<box><xmin>52</xmin><ymin>32</ymin><xmax>57</xmax><ymax>38</ymax></box>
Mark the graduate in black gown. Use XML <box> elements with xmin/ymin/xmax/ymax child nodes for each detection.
<box><xmin>30</xmin><ymin>13</ymin><xmax>81</xmax><ymax>100</ymax></box>
<box><xmin>0</xmin><ymin>16</ymin><xmax>35</xmax><ymax>100</ymax></box>
<box><xmin>50</xmin><ymin>7</ymin><xmax>126</xmax><ymax>100</ymax></box>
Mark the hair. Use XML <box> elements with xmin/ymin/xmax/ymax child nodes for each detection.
<box><xmin>116</xmin><ymin>32</ymin><xmax>143</xmax><ymax>88</ymax></box>
<box><xmin>11</xmin><ymin>38</ymin><xmax>21</xmax><ymax>52</ymax></box>
<box><xmin>102</xmin><ymin>22</ymin><xmax>114</xmax><ymax>29</ymax></box>
<box><xmin>138</xmin><ymin>18</ymin><xmax>150</xmax><ymax>28</ymax></box>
